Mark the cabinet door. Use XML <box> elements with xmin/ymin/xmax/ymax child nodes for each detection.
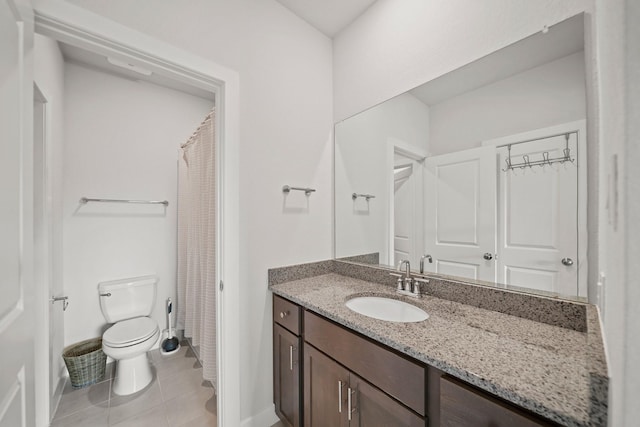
<box><xmin>440</xmin><ymin>376</ymin><xmax>556</xmax><ymax>427</ymax></box>
<box><xmin>274</xmin><ymin>324</ymin><xmax>301</xmax><ymax>427</ymax></box>
<box><xmin>304</xmin><ymin>343</ymin><xmax>349</xmax><ymax>427</ymax></box>
<box><xmin>349</xmin><ymin>374</ymin><xmax>424</xmax><ymax>427</ymax></box>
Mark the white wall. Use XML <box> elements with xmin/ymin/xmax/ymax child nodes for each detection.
<box><xmin>429</xmin><ymin>52</ymin><xmax>586</xmax><ymax>155</ymax></box>
<box><xmin>335</xmin><ymin>92</ymin><xmax>429</xmax><ymax>264</ymax></box>
<box><xmin>62</xmin><ymin>1</ymin><xmax>333</xmax><ymax>424</ymax></box>
<box><xmin>62</xmin><ymin>62</ymin><xmax>213</xmax><ymax>346</ymax></box>
<box><xmin>333</xmin><ymin>0</ymin><xmax>592</xmax><ymax>122</ymax></box>
<box><xmin>33</xmin><ymin>33</ymin><xmax>65</xmax><ymax>426</ymax></box>
<box><xmin>594</xmin><ymin>0</ymin><xmax>640</xmax><ymax>425</ymax></box>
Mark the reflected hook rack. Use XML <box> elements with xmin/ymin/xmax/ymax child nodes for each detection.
<box><xmin>502</xmin><ymin>133</ymin><xmax>575</xmax><ymax>172</ymax></box>
<box><xmin>282</xmin><ymin>185</ymin><xmax>316</xmax><ymax>196</ymax></box>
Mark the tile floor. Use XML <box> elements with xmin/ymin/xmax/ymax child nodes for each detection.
<box><xmin>51</xmin><ymin>344</ymin><xmax>216</xmax><ymax>427</ymax></box>
<box><xmin>51</xmin><ymin>343</ymin><xmax>286</xmax><ymax>426</ymax></box>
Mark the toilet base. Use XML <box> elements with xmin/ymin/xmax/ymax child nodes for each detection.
<box><xmin>112</xmin><ymin>353</ymin><xmax>154</xmax><ymax>396</ymax></box>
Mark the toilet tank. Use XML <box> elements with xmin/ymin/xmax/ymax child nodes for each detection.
<box><xmin>98</xmin><ymin>275</ymin><xmax>158</xmax><ymax>323</ymax></box>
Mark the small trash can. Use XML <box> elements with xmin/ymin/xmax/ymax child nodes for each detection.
<box><xmin>62</xmin><ymin>338</ymin><xmax>107</xmax><ymax>389</ymax></box>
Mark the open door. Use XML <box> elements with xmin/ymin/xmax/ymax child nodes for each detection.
<box><xmin>423</xmin><ymin>146</ymin><xmax>497</xmax><ymax>282</ymax></box>
<box><xmin>0</xmin><ymin>1</ymin><xmax>36</xmax><ymax>426</ymax></box>
<box><xmin>393</xmin><ymin>156</ymin><xmax>424</xmax><ymax>267</ymax></box>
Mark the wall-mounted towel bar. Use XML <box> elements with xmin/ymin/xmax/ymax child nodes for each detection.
<box><xmin>282</xmin><ymin>185</ymin><xmax>316</xmax><ymax>195</ymax></box>
<box><xmin>352</xmin><ymin>193</ymin><xmax>375</xmax><ymax>201</ymax></box>
<box><xmin>80</xmin><ymin>197</ymin><xmax>169</xmax><ymax>206</ymax></box>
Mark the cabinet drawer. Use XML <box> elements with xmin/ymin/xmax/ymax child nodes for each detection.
<box><xmin>304</xmin><ymin>311</ymin><xmax>425</xmax><ymax>416</ymax></box>
<box><xmin>440</xmin><ymin>376</ymin><xmax>557</xmax><ymax>426</ymax></box>
<box><xmin>274</xmin><ymin>295</ymin><xmax>301</xmax><ymax>335</ymax></box>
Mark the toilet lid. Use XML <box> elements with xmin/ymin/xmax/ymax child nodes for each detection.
<box><xmin>103</xmin><ymin>317</ymin><xmax>159</xmax><ymax>348</ymax></box>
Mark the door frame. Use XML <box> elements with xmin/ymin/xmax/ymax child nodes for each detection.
<box><xmin>481</xmin><ymin>120</ymin><xmax>588</xmax><ymax>298</ymax></box>
<box><xmin>33</xmin><ymin>82</ymin><xmax>62</xmax><ymax>425</ymax></box>
<box><xmin>386</xmin><ymin>138</ymin><xmax>427</xmax><ymax>267</ymax></box>
<box><xmin>33</xmin><ymin>2</ymin><xmax>241</xmax><ymax>426</ymax></box>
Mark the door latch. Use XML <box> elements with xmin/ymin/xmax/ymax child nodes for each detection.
<box><xmin>50</xmin><ymin>296</ymin><xmax>69</xmax><ymax>311</ymax></box>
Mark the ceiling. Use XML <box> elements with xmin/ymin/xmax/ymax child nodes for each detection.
<box><xmin>275</xmin><ymin>0</ymin><xmax>378</xmax><ymax>37</ymax></box>
<box><xmin>59</xmin><ymin>42</ymin><xmax>214</xmax><ymax>101</ymax></box>
<box><xmin>60</xmin><ymin>0</ymin><xmax>381</xmax><ymax>92</ymax></box>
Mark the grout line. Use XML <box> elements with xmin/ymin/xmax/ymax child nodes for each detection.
<box><xmin>107</xmin><ymin>378</ymin><xmax>114</xmax><ymax>426</ymax></box>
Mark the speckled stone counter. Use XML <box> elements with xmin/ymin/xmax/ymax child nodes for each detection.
<box><xmin>269</xmin><ymin>273</ymin><xmax>608</xmax><ymax>427</ymax></box>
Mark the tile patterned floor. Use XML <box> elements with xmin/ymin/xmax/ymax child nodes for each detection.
<box><xmin>51</xmin><ymin>345</ymin><xmax>216</xmax><ymax>427</ymax></box>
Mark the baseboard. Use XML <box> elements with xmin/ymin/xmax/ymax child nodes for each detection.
<box><xmin>240</xmin><ymin>404</ymin><xmax>279</xmax><ymax>427</ymax></box>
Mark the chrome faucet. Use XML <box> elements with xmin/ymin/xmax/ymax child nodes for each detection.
<box><xmin>392</xmin><ymin>259</ymin><xmax>428</xmax><ymax>298</ymax></box>
<box><xmin>397</xmin><ymin>260</ymin><xmax>412</xmax><ymax>291</ymax></box>
<box><xmin>398</xmin><ymin>259</ymin><xmax>411</xmax><ymax>277</ymax></box>
<box><xmin>420</xmin><ymin>254</ymin><xmax>432</xmax><ymax>274</ymax></box>
<box><xmin>397</xmin><ymin>259</ymin><xmax>413</xmax><ymax>293</ymax></box>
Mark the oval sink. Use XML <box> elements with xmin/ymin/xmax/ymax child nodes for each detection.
<box><xmin>345</xmin><ymin>296</ymin><xmax>429</xmax><ymax>322</ymax></box>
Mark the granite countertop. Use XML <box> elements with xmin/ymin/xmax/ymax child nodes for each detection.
<box><xmin>270</xmin><ymin>273</ymin><xmax>607</xmax><ymax>427</ymax></box>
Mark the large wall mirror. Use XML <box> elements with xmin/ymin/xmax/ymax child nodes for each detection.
<box><xmin>335</xmin><ymin>14</ymin><xmax>590</xmax><ymax>302</ymax></box>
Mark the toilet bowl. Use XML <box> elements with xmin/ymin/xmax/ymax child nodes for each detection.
<box><xmin>102</xmin><ymin>317</ymin><xmax>160</xmax><ymax>395</ymax></box>
<box><xmin>98</xmin><ymin>276</ymin><xmax>159</xmax><ymax>396</ymax></box>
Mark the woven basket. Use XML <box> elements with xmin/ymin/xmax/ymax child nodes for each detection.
<box><xmin>63</xmin><ymin>338</ymin><xmax>107</xmax><ymax>389</ymax></box>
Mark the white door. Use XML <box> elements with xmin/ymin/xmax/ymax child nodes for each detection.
<box><xmin>424</xmin><ymin>146</ymin><xmax>496</xmax><ymax>281</ymax></box>
<box><xmin>496</xmin><ymin>133</ymin><xmax>579</xmax><ymax>296</ymax></box>
<box><xmin>0</xmin><ymin>1</ymin><xmax>36</xmax><ymax>426</ymax></box>
<box><xmin>393</xmin><ymin>154</ymin><xmax>423</xmax><ymax>267</ymax></box>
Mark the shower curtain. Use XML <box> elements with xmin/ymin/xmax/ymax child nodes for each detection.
<box><xmin>177</xmin><ymin>109</ymin><xmax>217</xmax><ymax>387</ymax></box>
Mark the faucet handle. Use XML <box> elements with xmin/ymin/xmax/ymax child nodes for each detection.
<box><xmin>389</xmin><ymin>273</ymin><xmax>404</xmax><ymax>291</ymax></box>
<box><xmin>389</xmin><ymin>272</ymin><xmax>404</xmax><ymax>290</ymax></box>
<box><xmin>412</xmin><ymin>277</ymin><xmax>430</xmax><ymax>296</ymax></box>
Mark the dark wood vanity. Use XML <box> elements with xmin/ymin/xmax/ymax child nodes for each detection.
<box><xmin>273</xmin><ymin>294</ymin><xmax>559</xmax><ymax>427</ymax></box>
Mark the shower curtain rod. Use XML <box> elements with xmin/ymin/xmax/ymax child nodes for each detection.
<box><xmin>181</xmin><ymin>109</ymin><xmax>214</xmax><ymax>149</ymax></box>
<box><xmin>80</xmin><ymin>197</ymin><xmax>169</xmax><ymax>206</ymax></box>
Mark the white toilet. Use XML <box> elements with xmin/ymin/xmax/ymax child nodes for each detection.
<box><xmin>98</xmin><ymin>275</ymin><xmax>160</xmax><ymax>396</ymax></box>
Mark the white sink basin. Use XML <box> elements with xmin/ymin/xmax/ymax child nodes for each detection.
<box><xmin>345</xmin><ymin>296</ymin><xmax>429</xmax><ymax>323</ymax></box>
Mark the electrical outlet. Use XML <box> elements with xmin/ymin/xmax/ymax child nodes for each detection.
<box><xmin>597</xmin><ymin>272</ymin><xmax>606</xmax><ymax>315</ymax></box>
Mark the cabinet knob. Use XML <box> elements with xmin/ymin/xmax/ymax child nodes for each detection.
<box><xmin>561</xmin><ymin>257</ymin><xmax>574</xmax><ymax>266</ymax></box>
<box><xmin>279</xmin><ymin>310</ymin><xmax>289</xmax><ymax>318</ymax></box>
<box><xmin>483</xmin><ymin>253</ymin><xmax>493</xmax><ymax>260</ymax></box>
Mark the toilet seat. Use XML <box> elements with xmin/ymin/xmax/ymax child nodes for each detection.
<box><xmin>103</xmin><ymin>317</ymin><xmax>159</xmax><ymax>348</ymax></box>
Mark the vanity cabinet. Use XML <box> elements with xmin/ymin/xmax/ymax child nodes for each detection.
<box><xmin>273</xmin><ymin>294</ymin><xmax>561</xmax><ymax>427</ymax></box>
<box><xmin>304</xmin><ymin>311</ymin><xmax>425</xmax><ymax>417</ymax></box>
<box><xmin>304</xmin><ymin>343</ymin><xmax>423</xmax><ymax>426</ymax></box>
<box><xmin>273</xmin><ymin>296</ymin><xmax>302</xmax><ymax>427</ymax></box>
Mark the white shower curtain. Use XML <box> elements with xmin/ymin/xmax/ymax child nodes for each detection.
<box><xmin>177</xmin><ymin>109</ymin><xmax>217</xmax><ymax>386</ymax></box>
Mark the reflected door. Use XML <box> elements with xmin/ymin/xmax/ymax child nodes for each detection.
<box><xmin>393</xmin><ymin>154</ymin><xmax>423</xmax><ymax>267</ymax></box>
<box><xmin>424</xmin><ymin>146</ymin><xmax>496</xmax><ymax>281</ymax></box>
<box><xmin>496</xmin><ymin>133</ymin><xmax>579</xmax><ymax>295</ymax></box>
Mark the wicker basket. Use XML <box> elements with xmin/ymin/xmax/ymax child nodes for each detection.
<box><xmin>62</xmin><ymin>338</ymin><xmax>107</xmax><ymax>389</ymax></box>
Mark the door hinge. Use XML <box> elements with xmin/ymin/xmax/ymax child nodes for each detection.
<box><xmin>219</xmin><ymin>280</ymin><xmax>224</xmax><ymax>291</ymax></box>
